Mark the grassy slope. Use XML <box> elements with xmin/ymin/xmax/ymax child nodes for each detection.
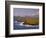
<box><xmin>23</xmin><ymin>18</ymin><xmax>39</xmax><ymax>25</ymax></box>
<box><xmin>14</xmin><ymin>16</ymin><xmax>39</xmax><ymax>25</ymax></box>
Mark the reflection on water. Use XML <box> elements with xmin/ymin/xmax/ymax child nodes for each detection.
<box><xmin>14</xmin><ymin>21</ymin><xmax>39</xmax><ymax>30</ymax></box>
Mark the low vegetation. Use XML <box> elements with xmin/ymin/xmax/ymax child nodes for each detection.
<box><xmin>23</xmin><ymin>18</ymin><xmax>39</xmax><ymax>25</ymax></box>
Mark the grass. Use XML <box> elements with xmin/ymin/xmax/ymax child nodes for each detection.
<box><xmin>23</xmin><ymin>18</ymin><xmax>39</xmax><ymax>25</ymax></box>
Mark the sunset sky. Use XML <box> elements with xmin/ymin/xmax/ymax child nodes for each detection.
<box><xmin>13</xmin><ymin>8</ymin><xmax>39</xmax><ymax>17</ymax></box>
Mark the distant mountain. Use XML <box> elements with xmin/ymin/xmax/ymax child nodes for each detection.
<box><xmin>24</xmin><ymin>15</ymin><xmax>39</xmax><ymax>19</ymax></box>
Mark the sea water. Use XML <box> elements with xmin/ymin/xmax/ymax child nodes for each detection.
<box><xmin>14</xmin><ymin>21</ymin><xmax>39</xmax><ymax>30</ymax></box>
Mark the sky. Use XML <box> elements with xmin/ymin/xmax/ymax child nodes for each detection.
<box><xmin>13</xmin><ymin>8</ymin><xmax>39</xmax><ymax>17</ymax></box>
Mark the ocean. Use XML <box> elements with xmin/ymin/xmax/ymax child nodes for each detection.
<box><xmin>14</xmin><ymin>21</ymin><xmax>39</xmax><ymax>30</ymax></box>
